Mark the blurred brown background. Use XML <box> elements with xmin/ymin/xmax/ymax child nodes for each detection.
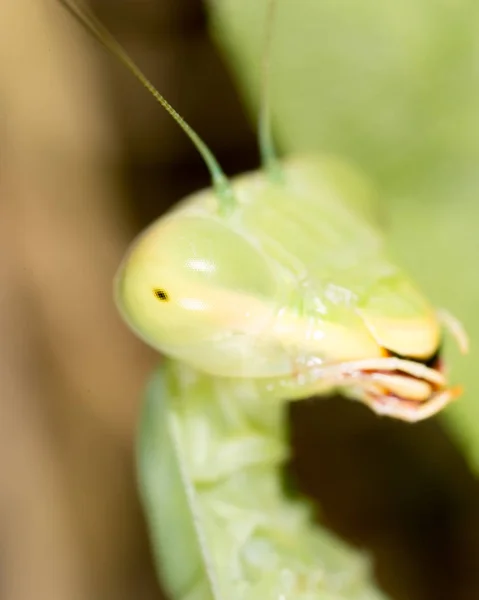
<box><xmin>1</xmin><ymin>1</ymin><xmax>479</xmax><ymax>599</ymax></box>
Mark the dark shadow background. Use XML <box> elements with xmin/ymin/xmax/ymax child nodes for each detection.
<box><xmin>1</xmin><ymin>1</ymin><xmax>479</xmax><ymax>599</ymax></box>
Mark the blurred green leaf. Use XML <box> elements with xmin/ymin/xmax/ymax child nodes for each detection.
<box><xmin>207</xmin><ymin>0</ymin><xmax>479</xmax><ymax>466</ymax></box>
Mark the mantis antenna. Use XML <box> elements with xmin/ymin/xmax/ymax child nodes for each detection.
<box><xmin>258</xmin><ymin>0</ymin><xmax>283</xmax><ymax>182</ymax></box>
<box><xmin>59</xmin><ymin>0</ymin><xmax>236</xmax><ymax>214</ymax></box>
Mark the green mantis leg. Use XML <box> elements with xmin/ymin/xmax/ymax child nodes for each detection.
<box><xmin>138</xmin><ymin>361</ymin><xmax>389</xmax><ymax>600</ymax></box>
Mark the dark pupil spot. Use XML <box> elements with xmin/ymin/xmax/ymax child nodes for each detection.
<box><xmin>154</xmin><ymin>289</ymin><xmax>169</xmax><ymax>301</ymax></box>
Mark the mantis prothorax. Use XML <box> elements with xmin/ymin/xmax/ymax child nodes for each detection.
<box><xmin>61</xmin><ymin>1</ymin><xmax>468</xmax><ymax>598</ymax></box>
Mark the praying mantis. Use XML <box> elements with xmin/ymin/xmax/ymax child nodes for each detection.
<box><xmin>61</xmin><ymin>1</ymin><xmax>468</xmax><ymax>598</ymax></box>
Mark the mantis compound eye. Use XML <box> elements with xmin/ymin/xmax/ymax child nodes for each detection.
<box><xmin>115</xmin><ymin>211</ymin><xmax>290</xmax><ymax>376</ymax></box>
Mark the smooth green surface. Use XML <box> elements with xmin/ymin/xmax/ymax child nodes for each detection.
<box><xmin>208</xmin><ymin>0</ymin><xmax>479</xmax><ymax>465</ymax></box>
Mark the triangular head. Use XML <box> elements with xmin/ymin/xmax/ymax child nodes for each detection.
<box><xmin>116</xmin><ymin>155</ymin><xmax>466</xmax><ymax>422</ymax></box>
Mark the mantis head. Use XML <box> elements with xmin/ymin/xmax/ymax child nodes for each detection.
<box><xmin>116</xmin><ymin>156</ymin><xmax>467</xmax><ymax>423</ymax></box>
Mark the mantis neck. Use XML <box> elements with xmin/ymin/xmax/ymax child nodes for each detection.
<box><xmin>138</xmin><ymin>358</ymin><xmax>387</xmax><ymax>600</ymax></box>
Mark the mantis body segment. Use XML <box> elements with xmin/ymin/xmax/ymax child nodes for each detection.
<box><xmin>60</xmin><ymin>1</ymin><xmax>467</xmax><ymax>598</ymax></box>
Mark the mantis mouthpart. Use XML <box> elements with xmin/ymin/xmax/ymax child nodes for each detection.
<box><xmin>60</xmin><ymin>0</ymin><xmax>468</xmax><ymax>598</ymax></box>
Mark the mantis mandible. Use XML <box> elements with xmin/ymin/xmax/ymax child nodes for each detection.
<box><xmin>61</xmin><ymin>1</ymin><xmax>468</xmax><ymax>598</ymax></box>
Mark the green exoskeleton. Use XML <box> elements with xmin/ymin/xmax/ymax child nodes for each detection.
<box><xmin>62</xmin><ymin>1</ymin><xmax>468</xmax><ymax>599</ymax></box>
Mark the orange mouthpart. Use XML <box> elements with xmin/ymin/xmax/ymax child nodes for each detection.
<box><xmin>315</xmin><ymin>355</ymin><xmax>464</xmax><ymax>423</ymax></box>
